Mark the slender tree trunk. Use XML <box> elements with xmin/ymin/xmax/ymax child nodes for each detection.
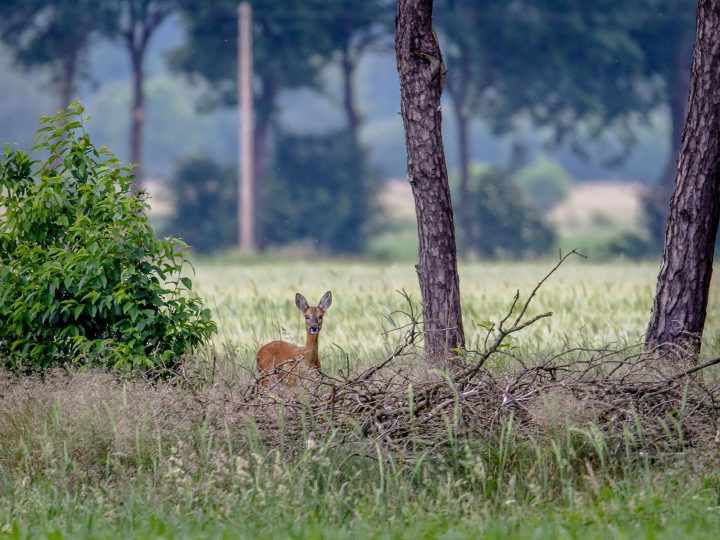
<box><xmin>130</xmin><ymin>49</ymin><xmax>145</xmax><ymax>189</ymax></box>
<box><xmin>59</xmin><ymin>50</ymin><xmax>79</xmax><ymax>110</ymax></box>
<box><xmin>646</xmin><ymin>0</ymin><xmax>720</xmax><ymax>353</ymax></box>
<box><xmin>253</xmin><ymin>82</ymin><xmax>275</xmax><ymax>247</ymax></box>
<box><xmin>396</xmin><ymin>0</ymin><xmax>465</xmax><ymax>361</ymax></box>
<box><xmin>445</xmin><ymin>44</ymin><xmax>472</xmax><ymax>255</ymax></box>
<box><xmin>120</xmin><ymin>2</ymin><xmax>170</xmax><ymax>192</ymax></box>
<box><xmin>452</xmin><ymin>103</ymin><xmax>471</xmax><ymax>254</ymax></box>
<box><xmin>340</xmin><ymin>43</ymin><xmax>360</xmax><ymax>138</ymax></box>
<box><xmin>647</xmin><ymin>26</ymin><xmax>694</xmax><ymax>242</ymax></box>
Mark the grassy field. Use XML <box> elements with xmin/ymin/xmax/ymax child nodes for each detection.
<box><xmin>2</xmin><ymin>258</ymin><xmax>720</xmax><ymax>539</ymax></box>
<box><xmin>197</xmin><ymin>258</ymin><xmax>720</xmax><ymax>369</ymax></box>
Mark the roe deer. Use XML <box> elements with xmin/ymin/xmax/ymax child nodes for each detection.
<box><xmin>256</xmin><ymin>291</ymin><xmax>332</xmax><ymax>387</ymax></box>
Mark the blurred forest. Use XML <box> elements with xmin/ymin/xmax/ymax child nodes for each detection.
<box><xmin>0</xmin><ymin>0</ymin><xmax>695</xmax><ymax>259</ymax></box>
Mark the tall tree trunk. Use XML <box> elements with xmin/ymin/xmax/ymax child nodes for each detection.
<box><xmin>445</xmin><ymin>44</ymin><xmax>472</xmax><ymax>255</ymax></box>
<box><xmin>253</xmin><ymin>82</ymin><xmax>275</xmax><ymax>247</ymax></box>
<box><xmin>396</xmin><ymin>0</ymin><xmax>465</xmax><ymax>361</ymax></box>
<box><xmin>130</xmin><ymin>50</ymin><xmax>145</xmax><ymax>189</ymax></box>
<box><xmin>59</xmin><ymin>49</ymin><xmax>79</xmax><ymax>110</ymax></box>
<box><xmin>340</xmin><ymin>43</ymin><xmax>360</xmax><ymax>138</ymax></box>
<box><xmin>646</xmin><ymin>0</ymin><xmax>720</xmax><ymax>353</ymax></box>
<box><xmin>452</xmin><ymin>103</ymin><xmax>471</xmax><ymax>255</ymax></box>
<box><xmin>646</xmin><ymin>25</ymin><xmax>694</xmax><ymax>243</ymax></box>
<box><xmin>120</xmin><ymin>1</ymin><xmax>170</xmax><ymax>192</ymax></box>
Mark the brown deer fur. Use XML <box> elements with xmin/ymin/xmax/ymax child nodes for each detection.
<box><xmin>256</xmin><ymin>291</ymin><xmax>332</xmax><ymax>386</ymax></box>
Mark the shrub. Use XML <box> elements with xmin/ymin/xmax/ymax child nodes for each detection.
<box><xmin>513</xmin><ymin>156</ymin><xmax>572</xmax><ymax>213</ymax></box>
<box><xmin>0</xmin><ymin>103</ymin><xmax>216</xmax><ymax>372</ymax></box>
<box><xmin>454</xmin><ymin>165</ymin><xmax>556</xmax><ymax>258</ymax></box>
<box><xmin>604</xmin><ymin>231</ymin><xmax>658</xmax><ymax>259</ymax></box>
<box><xmin>259</xmin><ymin>130</ymin><xmax>371</xmax><ymax>253</ymax></box>
<box><xmin>164</xmin><ymin>156</ymin><xmax>237</xmax><ymax>254</ymax></box>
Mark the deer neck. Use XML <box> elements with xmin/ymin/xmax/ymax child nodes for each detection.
<box><xmin>304</xmin><ymin>332</ymin><xmax>320</xmax><ymax>368</ymax></box>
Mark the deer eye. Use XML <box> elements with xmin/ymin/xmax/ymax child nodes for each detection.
<box><xmin>305</xmin><ymin>315</ymin><xmax>310</xmax><ymax>320</ymax></box>
<box><xmin>319</xmin><ymin>316</ymin><xmax>323</xmax><ymax>320</ymax></box>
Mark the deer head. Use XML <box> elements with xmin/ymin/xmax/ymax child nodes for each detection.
<box><xmin>295</xmin><ymin>291</ymin><xmax>332</xmax><ymax>335</ymax></box>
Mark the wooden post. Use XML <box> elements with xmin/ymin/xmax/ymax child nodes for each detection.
<box><xmin>238</xmin><ymin>2</ymin><xmax>255</xmax><ymax>252</ymax></box>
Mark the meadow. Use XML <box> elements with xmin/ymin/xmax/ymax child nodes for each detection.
<box><xmin>2</xmin><ymin>258</ymin><xmax>720</xmax><ymax>539</ymax></box>
<box><xmin>198</xmin><ymin>258</ymin><xmax>720</xmax><ymax>368</ymax></box>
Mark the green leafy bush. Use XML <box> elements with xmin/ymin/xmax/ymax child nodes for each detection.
<box><xmin>513</xmin><ymin>156</ymin><xmax>572</xmax><ymax>213</ymax></box>
<box><xmin>164</xmin><ymin>156</ymin><xmax>237</xmax><ymax>254</ymax></box>
<box><xmin>0</xmin><ymin>104</ymin><xmax>216</xmax><ymax>371</ymax></box>
<box><xmin>454</xmin><ymin>165</ymin><xmax>556</xmax><ymax>258</ymax></box>
<box><xmin>260</xmin><ymin>129</ymin><xmax>371</xmax><ymax>253</ymax></box>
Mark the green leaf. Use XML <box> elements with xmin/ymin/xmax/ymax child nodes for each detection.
<box><xmin>0</xmin><ymin>103</ymin><xmax>216</xmax><ymax>373</ymax></box>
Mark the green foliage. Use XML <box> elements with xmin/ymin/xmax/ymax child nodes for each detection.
<box><xmin>0</xmin><ymin>0</ymin><xmax>117</xmax><ymax>103</ymax></box>
<box><xmin>604</xmin><ymin>231</ymin><xmax>658</xmax><ymax>259</ymax></box>
<box><xmin>260</xmin><ymin>129</ymin><xmax>370</xmax><ymax>253</ymax></box>
<box><xmin>513</xmin><ymin>156</ymin><xmax>572</xmax><ymax>213</ymax></box>
<box><xmin>164</xmin><ymin>156</ymin><xmax>237</xmax><ymax>254</ymax></box>
<box><xmin>2</xmin><ymin>370</ymin><xmax>719</xmax><ymax>538</ymax></box>
<box><xmin>436</xmin><ymin>0</ymin><xmax>677</xmax><ymax>158</ymax></box>
<box><xmin>0</xmin><ymin>104</ymin><xmax>216</xmax><ymax>371</ymax></box>
<box><xmin>170</xmin><ymin>0</ymin><xmax>333</xmax><ymax>116</ymax></box>
<box><xmin>454</xmin><ymin>166</ymin><xmax>556</xmax><ymax>258</ymax></box>
<box><xmin>367</xmin><ymin>225</ymin><xmax>418</xmax><ymax>262</ymax></box>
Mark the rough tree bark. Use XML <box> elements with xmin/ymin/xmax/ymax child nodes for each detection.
<box><xmin>646</xmin><ymin>0</ymin><xmax>720</xmax><ymax>353</ymax></box>
<box><xmin>396</xmin><ymin>0</ymin><xmax>465</xmax><ymax>361</ymax></box>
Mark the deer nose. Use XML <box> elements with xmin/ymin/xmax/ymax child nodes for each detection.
<box><xmin>309</xmin><ymin>325</ymin><xmax>319</xmax><ymax>333</ymax></box>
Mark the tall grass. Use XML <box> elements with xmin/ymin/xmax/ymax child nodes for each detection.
<box><xmin>196</xmin><ymin>259</ymin><xmax>720</xmax><ymax>373</ymax></box>
<box><xmin>1</xmin><ymin>369</ymin><xmax>719</xmax><ymax>539</ymax></box>
<box><xmin>2</xmin><ymin>260</ymin><xmax>720</xmax><ymax>538</ymax></box>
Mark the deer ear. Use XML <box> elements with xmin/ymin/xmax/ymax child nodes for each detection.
<box><xmin>295</xmin><ymin>293</ymin><xmax>309</xmax><ymax>312</ymax></box>
<box><xmin>318</xmin><ymin>291</ymin><xmax>332</xmax><ymax>311</ymax></box>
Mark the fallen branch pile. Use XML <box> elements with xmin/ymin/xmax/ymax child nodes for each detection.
<box><xmin>193</xmin><ymin>251</ymin><xmax>720</xmax><ymax>456</ymax></box>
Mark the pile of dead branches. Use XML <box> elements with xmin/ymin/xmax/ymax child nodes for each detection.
<box><xmin>190</xmin><ymin>252</ymin><xmax>720</xmax><ymax>456</ymax></box>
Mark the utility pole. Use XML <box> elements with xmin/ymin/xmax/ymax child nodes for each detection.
<box><xmin>238</xmin><ymin>2</ymin><xmax>255</xmax><ymax>252</ymax></box>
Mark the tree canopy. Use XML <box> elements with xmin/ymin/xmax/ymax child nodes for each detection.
<box><xmin>0</xmin><ymin>0</ymin><xmax>116</xmax><ymax>108</ymax></box>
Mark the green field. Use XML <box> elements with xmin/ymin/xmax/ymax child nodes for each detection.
<box><xmin>2</xmin><ymin>259</ymin><xmax>720</xmax><ymax>539</ymax></box>
<box><xmin>197</xmin><ymin>258</ymin><xmax>720</xmax><ymax>367</ymax></box>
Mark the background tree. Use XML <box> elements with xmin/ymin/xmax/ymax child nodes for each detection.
<box><xmin>170</xmin><ymin>0</ymin><xmax>378</xmax><ymax>251</ymax></box>
<box><xmin>260</xmin><ymin>130</ymin><xmax>369</xmax><ymax>253</ymax></box>
<box><xmin>646</xmin><ymin>0</ymin><xmax>720</xmax><ymax>353</ymax></box>
<box><xmin>0</xmin><ymin>0</ymin><xmax>115</xmax><ymax>109</ymax></box>
<box><xmin>453</xmin><ymin>166</ymin><xmax>556</xmax><ymax>258</ymax></box>
<box><xmin>113</xmin><ymin>0</ymin><xmax>174</xmax><ymax>186</ymax></box>
<box><xmin>436</xmin><ymin>0</ymin><xmax>658</xmax><ymax>251</ymax></box>
<box><xmin>164</xmin><ymin>157</ymin><xmax>238</xmax><ymax>254</ymax></box>
<box><xmin>396</xmin><ymin>0</ymin><xmax>465</xmax><ymax>360</ymax></box>
<box><xmin>170</xmin><ymin>0</ymin><xmax>330</xmax><ymax>231</ymax></box>
<box><xmin>512</xmin><ymin>156</ymin><xmax>573</xmax><ymax>214</ymax></box>
<box><xmin>436</xmin><ymin>0</ymin><xmax>516</xmax><ymax>253</ymax></box>
<box><xmin>633</xmin><ymin>0</ymin><xmax>696</xmax><ymax>243</ymax></box>
<box><xmin>321</xmin><ymin>0</ymin><xmax>388</xmax><ymax>139</ymax></box>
